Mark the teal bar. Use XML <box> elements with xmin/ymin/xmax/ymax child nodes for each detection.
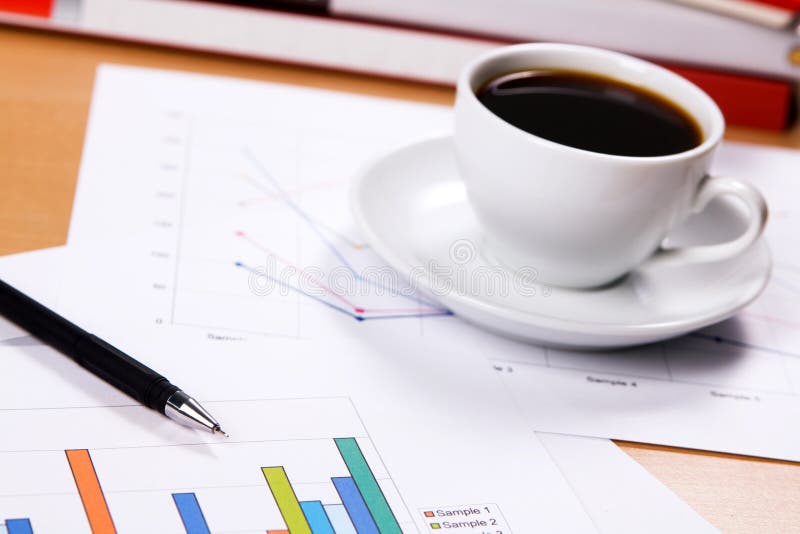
<box><xmin>334</xmin><ymin>438</ymin><xmax>401</xmax><ymax>534</ymax></box>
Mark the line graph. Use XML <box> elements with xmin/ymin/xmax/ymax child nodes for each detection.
<box><xmin>234</xmin><ymin>150</ymin><xmax>450</xmax><ymax>318</ymax></box>
<box><xmin>159</xmin><ymin>116</ymin><xmax>451</xmax><ymax>338</ymax></box>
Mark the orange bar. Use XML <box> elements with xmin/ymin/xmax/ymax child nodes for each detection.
<box><xmin>65</xmin><ymin>449</ymin><xmax>117</xmax><ymax>534</ymax></box>
<box><xmin>267</xmin><ymin>531</ymin><xmax>290</xmax><ymax>534</ymax></box>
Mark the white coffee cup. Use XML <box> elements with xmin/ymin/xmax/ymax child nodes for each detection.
<box><xmin>454</xmin><ymin>43</ymin><xmax>767</xmax><ymax>289</ymax></box>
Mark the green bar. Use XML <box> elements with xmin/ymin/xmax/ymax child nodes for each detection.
<box><xmin>261</xmin><ymin>467</ymin><xmax>312</xmax><ymax>534</ymax></box>
<box><xmin>334</xmin><ymin>438</ymin><xmax>401</xmax><ymax>534</ymax></box>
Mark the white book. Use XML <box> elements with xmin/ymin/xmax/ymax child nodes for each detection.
<box><xmin>332</xmin><ymin>0</ymin><xmax>800</xmax><ymax>80</ymax></box>
<box><xmin>4</xmin><ymin>0</ymin><xmax>798</xmax><ymax>85</ymax></box>
<box><xmin>671</xmin><ymin>0</ymin><xmax>796</xmax><ymax>29</ymax></box>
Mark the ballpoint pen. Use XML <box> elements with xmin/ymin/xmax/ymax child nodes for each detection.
<box><xmin>0</xmin><ymin>278</ymin><xmax>227</xmax><ymax>436</ymax></box>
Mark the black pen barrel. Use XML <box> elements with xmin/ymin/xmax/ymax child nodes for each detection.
<box><xmin>73</xmin><ymin>335</ymin><xmax>179</xmax><ymax>412</ymax></box>
<box><xmin>0</xmin><ymin>278</ymin><xmax>178</xmax><ymax>412</ymax></box>
<box><xmin>0</xmin><ymin>278</ymin><xmax>85</xmax><ymax>355</ymax></box>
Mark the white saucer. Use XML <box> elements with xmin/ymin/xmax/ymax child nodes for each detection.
<box><xmin>351</xmin><ymin>134</ymin><xmax>771</xmax><ymax>348</ymax></box>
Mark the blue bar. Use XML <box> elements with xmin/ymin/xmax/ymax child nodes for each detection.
<box><xmin>300</xmin><ymin>501</ymin><xmax>334</xmax><ymax>534</ymax></box>
<box><xmin>332</xmin><ymin>477</ymin><xmax>378</xmax><ymax>534</ymax></box>
<box><xmin>172</xmin><ymin>493</ymin><xmax>211</xmax><ymax>534</ymax></box>
<box><xmin>5</xmin><ymin>519</ymin><xmax>33</xmax><ymax>534</ymax></box>
<box><xmin>324</xmin><ymin>504</ymin><xmax>357</xmax><ymax>534</ymax></box>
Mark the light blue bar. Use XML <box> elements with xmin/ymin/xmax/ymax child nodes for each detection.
<box><xmin>332</xmin><ymin>477</ymin><xmax>378</xmax><ymax>534</ymax></box>
<box><xmin>300</xmin><ymin>500</ymin><xmax>334</xmax><ymax>534</ymax></box>
<box><xmin>324</xmin><ymin>504</ymin><xmax>357</xmax><ymax>534</ymax></box>
<box><xmin>5</xmin><ymin>519</ymin><xmax>33</xmax><ymax>534</ymax></box>
<box><xmin>172</xmin><ymin>493</ymin><xmax>211</xmax><ymax>534</ymax></box>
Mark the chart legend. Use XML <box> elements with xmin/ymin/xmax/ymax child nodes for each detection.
<box><xmin>419</xmin><ymin>505</ymin><xmax>509</xmax><ymax>533</ymax></box>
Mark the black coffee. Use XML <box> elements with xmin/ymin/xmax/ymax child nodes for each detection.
<box><xmin>476</xmin><ymin>69</ymin><xmax>702</xmax><ymax>157</ymax></box>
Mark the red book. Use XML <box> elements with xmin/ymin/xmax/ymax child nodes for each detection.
<box><xmin>0</xmin><ymin>0</ymin><xmax>53</xmax><ymax>17</ymax></box>
<box><xmin>663</xmin><ymin>64</ymin><xmax>795</xmax><ymax>130</ymax></box>
<box><xmin>750</xmin><ymin>0</ymin><xmax>800</xmax><ymax>10</ymax></box>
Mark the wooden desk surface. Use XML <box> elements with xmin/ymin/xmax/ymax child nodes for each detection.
<box><xmin>1</xmin><ymin>24</ymin><xmax>798</xmax><ymax>533</ymax></box>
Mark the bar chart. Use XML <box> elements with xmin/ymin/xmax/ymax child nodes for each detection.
<box><xmin>0</xmin><ymin>399</ymin><xmax>415</xmax><ymax>533</ymax></box>
<box><xmin>260</xmin><ymin>438</ymin><xmax>401</xmax><ymax>534</ymax></box>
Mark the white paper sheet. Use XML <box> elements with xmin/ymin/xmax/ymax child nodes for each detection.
<box><xmin>0</xmin><ymin>64</ymin><xmax>717</xmax><ymax>533</ymax></box>
<box><xmin>537</xmin><ymin>433</ymin><xmax>715</xmax><ymax>534</ymax></box>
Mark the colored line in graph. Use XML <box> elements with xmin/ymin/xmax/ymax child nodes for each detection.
<box><xmin>323</xmin><ymin>504</ymin><xmax>357</xmax><ymax>534</ymax></box>
<box><xmin>238</xmin><ymin>173</ymin><xmax>347</xmax><ymax>208</ymax></box>
<box><xmin>238</xmin><ymin>176</ymin><xmax>369</xmax><ymax>249</ymax></box>
<box><xmin>262</xmin><ymin>467</ymin><xmax>312</xmax><ymax>534</ymax></box>
<box><xmin>236</xmin><ymin>261</ymin><xmax>452</xmax><ymax>322</ymax></box>
<box><xmin>335</xmin><ymin>438</ymin><xmax>402</xmax><ymax>534</ymax></box>
<box><xmin>742</xmin><ymin>310</ymin><xmax>800</xmax><ymax>330</ymax></box>
<box><xmin>771</xmin><ymin>262</ymin><xmax>800</xmax><ymax>294</ymax></box>
<box><xmin>65</xmin><ymin>449</ymin><xmax>116</xmax><ymax>534</ymax></box>
<box><xmin>332</xmin><ymin>477</ymin><xmax>379</xmax><ymax>534</ymax></box>
<box><xmin>772</xmin><ymin>276</ymin><xmax>800</xmax><ymax>296</ymax></box>
<box><xmin>236</xmin><ymin>231</ymin><xmax>361</xmax><ymax>313</ymax></box>
<box><xmin>308</xmin><ymin>218</ymin><xmax>370</xmax><ymax>251</ymax></box>
<box><xmin>172</xmin><ymin>493</ymin><xmax>211</xmax><ymax>534</ymax></box>
<box><xmin>4</xmin><ymin>519</ymin><xmax>33</xmax><ymax>534</ymax></box>
<box><xmin>236</xmin><ymin>231</ymin><xmax>447</xmax><ymax>316</ymax></box>
<box><xmin>299</xmin><ymin>501</ymin><xmax>335</xmax><ymax>534</ymax></box>
<box><xmin>236</xmin><ymin>261</ymin><xmax>366</xmax><ymax>321</ymax></box>
<box><xmin>242</xmin><ymin>148</ymin><xmax>442</xmax><ymax>310</ymax></box>
<box><xmin>243</xmin><ymin>148</ymin><xmax>357</xmax><ymax>276</ymax></box>
<box><xmin>690</xmin><ymin>332</ymin><xmax>800</xmax><ymax>359</ymax></box>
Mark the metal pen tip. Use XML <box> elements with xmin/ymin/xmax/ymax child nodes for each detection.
<box><xmin>165</xmin><ymin>391</ymin><xmax>226</xmax><ymax>436</ymax></box>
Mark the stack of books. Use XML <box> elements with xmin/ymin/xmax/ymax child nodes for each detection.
<box><xmin>1</xmin><ymin>0</ymin><xmax>797</xmax><ymax>130</ymax></box>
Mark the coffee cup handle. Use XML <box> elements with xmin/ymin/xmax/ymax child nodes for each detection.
<box><xmin>651</xmin><ymin>175</ymin><xmax>768</xmax><ymax>265</ymax></box>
